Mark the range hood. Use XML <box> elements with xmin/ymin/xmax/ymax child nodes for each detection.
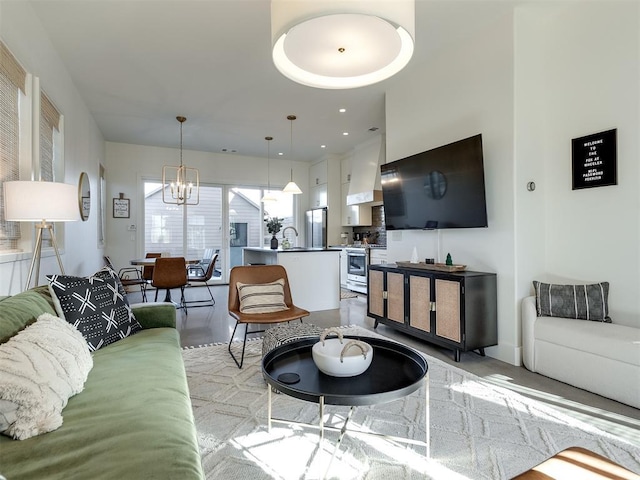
<box><xmin>347</xmin><ymin>135</ymin><xmax>385</xmax><ymax>206</ymax></box>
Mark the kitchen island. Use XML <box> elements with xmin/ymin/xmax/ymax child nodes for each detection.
<box><xmin>242</xmin><ymin>247</ymin><xmax>341</xmax><ymax>312</ymax></box>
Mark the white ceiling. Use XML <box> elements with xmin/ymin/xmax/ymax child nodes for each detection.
<box><xmin>28</xmin><ymin>0</ymin><xmax>515</xmax><ymax>162</ymax></box>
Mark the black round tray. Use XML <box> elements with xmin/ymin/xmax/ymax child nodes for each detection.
<box><xmin>262</xmin><ymin>336</ymin><xmax>428</xmax><ymax>406</ymax></box>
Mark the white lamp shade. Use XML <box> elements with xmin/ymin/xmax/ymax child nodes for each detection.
<box><xmin>282</xmin><ymin>181</ymin><xmax>303</xmax><ymax>195</ymax></box>
<box><xmin>4</xmin><ymin>181</ymin><xmax>80</xmax><ymax>222</ymax></box>
<box><xmin>271</xmin><ymin>0</ymin><xmax>415</xmax><ymax>89</ymax></box>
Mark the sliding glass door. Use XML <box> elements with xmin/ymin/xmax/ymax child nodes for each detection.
<box><xmin>143</xmin><ymin>182</ymin><xmax>224</xmax><ymax>281</ymax></box>
<box><xmin>143</xmin><ymin>182</ymin><xmax>295</xmax><ymax>283</ymax></box>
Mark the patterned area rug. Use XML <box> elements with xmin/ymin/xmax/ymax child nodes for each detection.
<box><xmin>340</xmin><ymin>289</ymin><xmax>359</xmax><ymax>299</ymax></box>
<box><xmin>182</xmin><ymin>326</ymin><xmax>640</xmax><ymax>480</ymax></box>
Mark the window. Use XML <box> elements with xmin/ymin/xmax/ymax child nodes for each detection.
<box><xmin>39</xmin><ymin>91</ymin><xmax>62</xmax><ymax>248</ymax></box>
<box><xmin>39</xmin><ymin>91</ymin><xmax>61</xmax><ymax>182</ymax></box>
<box><xmin>143</xmin><ymin>182</ymin><xmax>296</xmax><ymax>282</ymax></box>
<box><xmin>262</xmin><ymin>190</ymin><xmax>295</xmax><ymax>247</ymax></box>
<box><xmin>0</xmin><ymin>42</ymin><xmax>27</xmax><ymax>252</ymax></box>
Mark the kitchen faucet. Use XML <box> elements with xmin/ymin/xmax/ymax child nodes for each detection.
<box><xmin>281</xmin><ymin>226</ymin><xmax>298</xmax><ymax>248</ymax></box>
<box><xmin>282</xmin><ymin>226</ymin><xmax>298</xmax><ymax>238</ymax></box>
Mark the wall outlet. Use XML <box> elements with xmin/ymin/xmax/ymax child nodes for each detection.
<box><xmin>127</xmin><ymin>224</ymin><xmax>136</xmax><ymax>231</ymax></box>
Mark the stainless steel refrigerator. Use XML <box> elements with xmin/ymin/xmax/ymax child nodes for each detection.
<box><xmin>305</xmin><ymin>207</ymin><xmax>328</xmax><ymax>248</ymax></box>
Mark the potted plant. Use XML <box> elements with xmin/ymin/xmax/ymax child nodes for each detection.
<box><xmin>265</xmin><ymin>217</ymin><xmax>283</xmax><ymax>249</ymax></box>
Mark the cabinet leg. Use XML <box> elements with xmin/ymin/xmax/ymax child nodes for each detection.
<box><xmin>374</xmin><ymin>319</ymin><xmax>379</xmax><ymax>329</ymax></box>
<box><xmin>454</xmin><ymin>349</ymin><xmax>460</xmax><ymax>362</ymax></box>
<box><xmin>478</xmin><ymin>348</ymin><xmax>486</xmax><ymax>357</ymax></box>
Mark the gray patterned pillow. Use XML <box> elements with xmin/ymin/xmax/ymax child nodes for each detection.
<box><xmin>47</xmin><ymin>267</ymin><xmax>142</xmax><ymax>351</ymax></box>
<box><xmin>533</xmin><ymin>281</ymin><xmax>611</xmax><ymax>322</ymax></box>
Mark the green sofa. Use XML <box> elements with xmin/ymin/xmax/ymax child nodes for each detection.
<box><xmin>0</xmin><ymin>286</ymin><xmax>204</xmax><ymax>480</ymax></box>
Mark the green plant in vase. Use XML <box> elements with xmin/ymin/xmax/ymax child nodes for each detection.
<box><xmin>266</xmin><ymin>217</ymin><xmax>283</xmax><ymax>249</ymax></box>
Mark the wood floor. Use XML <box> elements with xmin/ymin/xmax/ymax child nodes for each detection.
<box><xmin>129</xmin><ymin>284</ymin><xmax>640</xmax><ymax>446</ymax></box>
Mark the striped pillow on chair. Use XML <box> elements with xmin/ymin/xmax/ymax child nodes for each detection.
<box><xmin>237</xmin><ymin>278</ymin><xmax>288</xmax><ymax>314</ymax></box>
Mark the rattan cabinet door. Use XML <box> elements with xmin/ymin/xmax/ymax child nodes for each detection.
<box><xmin>409</xmin><ymin>274</ymin><xmax>431</xmax><ymax>333</ymax></box>
<box><xmin>387</xmin><ymin>272</ymin><xmax>405</xmax><ymax>323</ymax></box>
<box><xmin>368</xmin><ymin>269</ymin><xmax>384</xmax><ymax>317</ymax></box>
<box><xmin>434</xmin><ymin>278</ymin><xmax>462</xmax><ymax>342</ymax></box>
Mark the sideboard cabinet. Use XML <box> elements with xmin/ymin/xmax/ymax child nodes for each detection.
<box><xmin>368</xmin><ymin>264</ymin><xmax>497</xmax><ymax>361</ymax></box>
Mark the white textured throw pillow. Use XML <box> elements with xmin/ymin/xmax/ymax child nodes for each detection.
<box><xmin>237</xmin><ymin>278</ymin><xmax>288</xmax><ymax>314</ymax></box>
<box><xmin>0</xmin><ymin>313</ymin><xmax>93</xmax><ymax>440</ymax></box>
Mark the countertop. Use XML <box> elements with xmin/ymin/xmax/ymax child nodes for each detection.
<box><xmin>242</xmin><ymin>247</ymin><xmax>342</xmax><ymax>253</ymax></box>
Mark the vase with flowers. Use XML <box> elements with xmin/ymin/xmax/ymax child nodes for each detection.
<box><xmin>265</xmin><ymin>217</ymin><xmax>283</xmax><ymax>249</ymax></box>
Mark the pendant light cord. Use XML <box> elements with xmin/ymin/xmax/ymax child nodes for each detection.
<box><xmin>288</xmin><ymin>115</ymin><xmax>296</xmax><ymax>180</ymax></box>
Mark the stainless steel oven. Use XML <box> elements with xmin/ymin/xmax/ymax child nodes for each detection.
<box><xmin>345</xmin><ymin>247</ymin><xmax>368</xmax><ymax>294</ymax></box>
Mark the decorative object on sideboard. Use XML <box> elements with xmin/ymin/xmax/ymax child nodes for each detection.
<box><xmin>282</xmin><ymin>115</ymin><xmax>302</xmax><ymax>195</ymax></box>
<box><xmin>396</xmin><ymin>261</ymin><xmax>466</xmax><ymax>273</ymax></box>
<box><xmin>446</xmin><ymin>253</ymin><xmax>453</xmax><ymax>266</ymax></box>
<box><xmin>4</xmin><ymin>181</ymin><xmax>79</xmax><ymax>290</ymax></box>
<box><xmin>162</xmin><ymin>116</ymin><xmax>200</xmax><ymax>205</ymax></box>
<box><xmin>271</xmin><ymin>0</ymin><xmax>415</xmax><ymax>89</ymax></box>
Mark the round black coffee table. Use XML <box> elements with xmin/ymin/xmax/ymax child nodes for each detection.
<box><xmin>262</xmin><ymin>335</ymin><xmax>430</xmax><ymax>471</ymax></box>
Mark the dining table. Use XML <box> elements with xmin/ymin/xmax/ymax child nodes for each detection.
<box><xmin>130</xmin><ymin>258</ymin><xmax>199</xmax><ymax>267</ymax></box>
<box><xmin>130</xmin><ymin>257</ymin><xmax>199</xmax><ymax>304</ymax></box>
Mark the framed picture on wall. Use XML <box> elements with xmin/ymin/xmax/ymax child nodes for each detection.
<box><xmin>571</xmin><ymin>129</ymin><xmax>617</xmax><ymax>190</ymax></box>
<box><xmin>113</xmin><ymin>197</ymin><xmax>130</xmax><ymax>218</ymax></box>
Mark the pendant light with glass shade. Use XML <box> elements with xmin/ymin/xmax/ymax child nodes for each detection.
<box><xmin>282</xmin><ymin>115</ymin><xmax>302</xmax><ymax>194</ymax></box>
<box><xmin>261</xmin><ymin>136</ymin><xmax>278</xmax><ymax>203</ymax></box>
<box><xmin>162</xmin><ymin>116</ymin><xmax>200</xmax><ymax>205</ymax></box>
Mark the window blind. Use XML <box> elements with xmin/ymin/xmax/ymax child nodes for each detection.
<box><xmin>0</xmin><ymin>42</ymin><xmax>26</xmax><ymax>251</ymax></box>
<box><xmin>39</xmin><ymin>92</ymin><xmax>61</xmax><ymax>248</ymax></box>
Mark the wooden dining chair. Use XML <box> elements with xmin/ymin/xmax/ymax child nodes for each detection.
<box><xmin>228</xmin><ymin>264</ymin><xmax>309</xmax><ymax>368</ymax></box>
<box><xmin>151</xmin><ymin>257</ymin><xmax>189</xmax><ymax>313</ymax></box>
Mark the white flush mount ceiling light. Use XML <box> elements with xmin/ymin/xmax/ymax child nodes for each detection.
<box><xmin>271</xmin><ymin>0</ymin><xmax>415</xmax><ymax>89</ymax></box>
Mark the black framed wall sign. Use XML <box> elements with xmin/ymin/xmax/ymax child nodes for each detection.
<box><xmin>571</xmin><ymin>128</ymin><xmax>617</xmax><ymax>190</ymax></box>
<box><xmin>113</xmin><ymin>197</ymin><xmax>130</xmax><ymax>218</ymax></box>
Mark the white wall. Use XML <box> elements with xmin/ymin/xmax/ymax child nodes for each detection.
<box><xmin>0</xmin><ymin>1</ymin><xmax>105</xmax><ymax>295</ymax></box>
<box><xmin>515</xmin><ymin>2</ymin><xmax>640</xmax><ymax>328</ymax></box>
<box><xmin>104</xmin><ymin>141</ymin><xmax>310</xmax><ymax>270</ymax></box>
<box><xmin>385</xmin><ymin>1</ymin><xmax>640</xmax><ymax>366</ymax></box>
<box><xmin>385</xmin><ymin>10</ymin><xmax>517</xmax><ymax>364</ymax></box>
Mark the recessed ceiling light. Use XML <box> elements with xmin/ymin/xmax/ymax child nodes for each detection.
<box><xmin>321</xmin><ymin>145</ymin><xmax>326</xmax><ymax>148</ymax></box>
<box><xmin>339</xmin><ymin>108</ymin><xmax>346</xmax><ymax>113</ymax></box>
<box><xmin>278</xmin><ymin>152</ymin><xmax>284</xmax><ymax>156</ymax></box>
<box><xmin>343</xmin><ymin>132</ymin><xmax>349</xmax><ymax>136</ymax></box>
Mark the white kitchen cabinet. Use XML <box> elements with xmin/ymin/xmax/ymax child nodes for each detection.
<box><xmin>311</xmin><ymin>183</ymin><xmax>328</xmax><ymax>208</ymax></box>
<box><xmin>310</xmin><ymin>159</ymin><xmax>328</xmax><ymax>186</ymax></box>
<box><xmin>341</xmin><ymin>182</ymin><xmax>371</xmax><ymax>226</ymax></box>
<box><xmin>340</xmin><ymin>155</ymin><xmax>352</xmax><ymax>184</ymax></box>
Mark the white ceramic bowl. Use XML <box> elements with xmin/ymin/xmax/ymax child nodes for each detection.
<box><xmin>312</xmin><ymin>331</ymin><xmax>373</xmax><ymax>377</ymax></box>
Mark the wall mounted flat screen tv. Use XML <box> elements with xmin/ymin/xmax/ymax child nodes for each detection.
<box><xmin>381</xmin><ymin>134</ymin><xmax>488</xmax><ymax>230</ymax></box>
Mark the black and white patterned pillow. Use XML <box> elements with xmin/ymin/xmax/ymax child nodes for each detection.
<box><xmin>533</xmin><ymin>281</ymin><xmax>611</xmax><ymax>322</ymax></box>
<box><xmin>47</xmin><ymin>267</ymin><xmax>142</xmax><ymax>351</ymax></box>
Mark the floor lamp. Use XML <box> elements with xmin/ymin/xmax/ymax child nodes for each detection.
<box><xmin>4</xmin><ymin>181</ymin><xmax>79</xmax><ymax>290</ymax></box>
